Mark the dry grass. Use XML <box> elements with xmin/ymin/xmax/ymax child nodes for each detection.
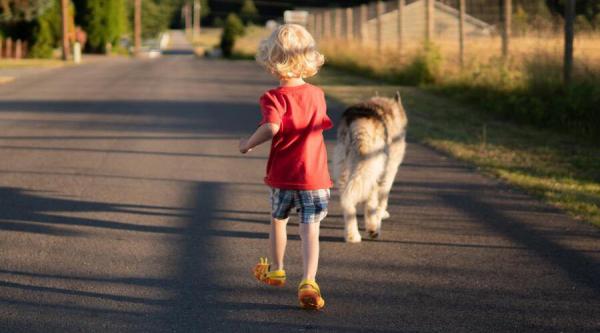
<box><xmin>233</xmin><ymin>25</ymin><xmax>272</xmax><ymax>58</ymax></box>
<box><xmin>189</xmin><ymin>27</ymin><xmax>223</xmax><ymax>55</ymax></box>
<box><xmin>319</xmin><ymin>33</ymin><xmax>600</xmax><ymax>80</ymax></box>
<box><xmin>0</xmin><ymin>59</ymin><xmax>65</xmax><ymax>69</ymax></box>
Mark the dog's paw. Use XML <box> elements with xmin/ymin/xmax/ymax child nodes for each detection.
<box><xmin>345</xmin><ymin>232</ymin><xmax>362</xmax><ymax>243</ymax></box>
<box><xmin>367</xmin><ymin>229</ymin><xmax>381</xmax><ymax>240</ymax></box>
<box><xmin>381</xmin><ymin>211</ymin><xmax>390</xmax><ymax>219</ymax></box>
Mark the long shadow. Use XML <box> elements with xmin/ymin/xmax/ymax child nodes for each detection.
<box><xmin>439</xmin><ymin>192</ymin><xmax>600</xmax><ymax>296</ymax></box>
<box><xmin>0</xmin><ymin>187</ymin><xmax>188</xmax><ymax>235</ymax></box>
<box><xmin>0</xmin><ymin>100</ymin><xmax>262</xmax><ymax>135</ymax></box>
<box><xmin>161</xmin><ymin>50</ymin><xmax>194</xmax><ymax>55</ymax></box>
<box><xmin>0</xmin><ymin>135</ymin><xmax>241</xmax><ymax>141</ymax></box>
<box><xmin>0</xmin><ymin>280</ymin><xmax>169</xmax><ymax>306</ymax></box>
<box><xmin>167</xmin><ymin>181</ymin><xmax>225</xmax><ymax>330</ymax></box>
<box><xmin>0</xmin><ymin>145</ymin><xmax>268</xmax><ymax>160</ymax></box>
<box><xmin>0</xmin><ymin>269</ymin><xmax>175</xmax><ymax>288</ymax></box>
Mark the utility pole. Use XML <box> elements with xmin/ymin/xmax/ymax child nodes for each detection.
<box><xmin>134</xmin><ymin>0</ymin><xmax>142</xmax><ymax>56</ymax></box>
<box><xmin>502</xmin><ymin>0</ymin><xmax>512</xmax><ymax>59</ymax></box>
<box><xmin>376</xmin><ymin>1</ymin><xmax>383</xmax><ymax>54</ymax></box>
<box><xmin>193</xmin><ymin>0</ymin><xmax>201</xmax><ymax>40</ymax></box>
<box><xmin>459</xmin><ymin>0</ymin><xmax>465</xmax><ymax>67</ymax></box>
<box><xmin>184</xmin><ymin>3</ymin><xmax>192</xmax><ymax>36</ymax></box>
<box><xmin>564</xmin><ymin>0</ymin><xmax>575</xmax><ymax>86</ymax></box>
<box><xmin>397</xmin><ymin>0</ymin><xmax>405</xmax><ymax>54</ymax></box>
<box><xmin>360</xmin><ymin>4</ymin><xmax>368</xmax><ymax>46</ymax></box>
<box><xmin>426</xmin><ymin>0</ymin><xmax>434</xmax><ymax>43</ymax></box>
<box><xmin>60</xmin><ymin>0</ymin><xmax>70</xmax><ymax>60</ymax></box>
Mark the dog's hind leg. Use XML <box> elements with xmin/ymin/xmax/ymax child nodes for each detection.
<box><xmin>341</xmin><ymin>191</ymin><xmax>361</xmax><ymax>243</ymax></box>
<box><xmin>365</xmin><ymin>188</ymin><xmax>381</xmax><ymax>239</ymax></box>
<box><xmin>377</xmin><ymin>140</ymin><xmax>406</xmax><ymax>220</ymax></box>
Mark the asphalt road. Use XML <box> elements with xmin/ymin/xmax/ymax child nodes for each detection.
<box><xmin>1</xmin><ymin>32</ymin><xmax>599</xmax><ymax>333</ymax></box>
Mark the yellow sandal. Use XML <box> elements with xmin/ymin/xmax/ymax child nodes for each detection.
<box><xmin>252</xmin><ymin>257</ymin><xmax>286</xmax><ymax>287</ymax></box>
<box><xmin>298</xmin><ymin>279</ymin><xmax>325</xmax><ymax>310</ymax></box>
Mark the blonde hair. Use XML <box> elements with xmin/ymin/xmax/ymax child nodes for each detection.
<box><xmin>256</xmin><ymin>24</ymin><xmax>325</xmax><ymax>79</ymax></box>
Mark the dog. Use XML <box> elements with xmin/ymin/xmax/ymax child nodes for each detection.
<box><xmin>333</xmin><ymin>92</ymin><xmax>408</xmax><ymax>243</ymax></box>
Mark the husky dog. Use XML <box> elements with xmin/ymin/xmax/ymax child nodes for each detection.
<box><xmin>333</xmin><ymin>92</ymin><xmax>408</xmax><ymax>243</ymax></box>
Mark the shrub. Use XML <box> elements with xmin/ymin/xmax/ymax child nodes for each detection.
<box><xmin>29</xmin><ymin>0</ymin><xmax>61</xmax><ymax>58</ymax></box>
<box><xmin>401</xmin><ymin>42</ymin><xmax>442</xmax><ymax>85</ymax></box>
<box><xmin>220</xmin><ymin>13</ymin><xmax>245</xmax><ymax>58</ymax></box>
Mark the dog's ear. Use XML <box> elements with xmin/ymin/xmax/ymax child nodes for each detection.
<box><xmin>394</xmin><ymin>91</ymin><xmax>402</xmax><ymax>105</ymax></box>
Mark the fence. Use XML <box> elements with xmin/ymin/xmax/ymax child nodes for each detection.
<box><xmin>0</xmin><ymin>38</ymin><xmax>29</xmax><ymax>60</ymax></box>
<box><xmin>304</xmin><ymin>0</ymin><xmax>597</xmax><ymax>85</ymax></box>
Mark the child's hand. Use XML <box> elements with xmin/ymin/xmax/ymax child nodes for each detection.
<box><xmin>239</xmin><ymin>138</ymin><xmax>252</xmax><ymax>154</ymax></box>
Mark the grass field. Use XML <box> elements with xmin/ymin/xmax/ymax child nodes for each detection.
<box><xmin>324</xmin><ymin>33</ymin><xmax>600</xmax><ymax>75</ymax></box>
<box><xmin>233</xmin><ymin>25</ymin><xmax>272</xmax><ymax>57</ymax></box>
<box><xmin>189</xmin><ymin>28</ymin><xmax>222</xmax><ymax>56</ymax></box>
<box><xmin>319</xmin><ymin>34</ymin><xmax>600</xmax><ymax>140</ymax></box>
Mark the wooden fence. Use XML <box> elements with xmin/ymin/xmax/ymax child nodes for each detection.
<box><xmin>305</xmin><ymin>0</ymin><xmax>578</xmax><ymax>85</ymax></box>
<box><xmin>0</xmin><ymin>38</ymin><xmax>29</xmax><ymax>60</ymax></box>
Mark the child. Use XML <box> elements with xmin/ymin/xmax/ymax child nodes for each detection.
<box><xmin>238</xmin><ymin>24</ymin><xmax>332</xmax><ymax>310</ymax></box>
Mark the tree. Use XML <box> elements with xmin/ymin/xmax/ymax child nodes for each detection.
<box><xmin>220</xmin><ymin>13</ymin><xmax>244</xmax><ymax>57</ymax></box>
<box><xmin>0</xmin><ymin>0</ymin><xmax>52</xmax><ymax>22</ymax></box>
<box><xmin>84</xmin><ymin>0</ymin><xmax>128</xmax><ymax>53</ymax></box>
<box><xmin>239</xmin><ymin>0</ymin><xmax>258</xmax><ymax>25</ymax></box>
<box><xmin>200</xmin><ymin>0</ymin><xmax>209</xmax><ymax>18</ymax></box>
<box><xmin>139</xmin><ymin>0</ymin><xmax>179</xmax><ymax>39</ymax></box>
<box><xmin>29</xmin><ymin>0</ymin><xmax>61</xmax><ymax>57</ymax></box>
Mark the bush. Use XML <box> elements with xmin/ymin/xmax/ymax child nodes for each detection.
<box><xmin>29</xmin><ymin>0</ymin><xmax>61</xmax><ymax>58</ymax></box>
<box><xmin>401</xmin><ymin>43</ymin><xmax>442</xmax><ymax>85</ymax></box>
<box><xmin>220</xmin><ymin>13</ymin><xmax>245</xmax><ymax>58</ymax></box>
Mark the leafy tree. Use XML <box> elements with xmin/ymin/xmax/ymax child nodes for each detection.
<box><xmin>0</xmin><ymin>0</ymin><xmax>52</xmax><ymax>22</ymax></box>
<box><xmin>29</xmin><ymin>0</ymin><xmax>60</xmax><ymax>57</ymax></box>
<box><xmin>200</xmin><ymin>0</ymin><xmax>209</xmax><ymax>18</ymax></box>
<box><xmin>220</xmin><ymin>12</ymin><xmax>244</xmax><ymax>58</ymax></box>
<box><xmin>239</xmin><ymin>0</ymin><xmax>258</xmax><ymax>25</ymax></box>
<box><xmin>84</xmin><ymin>0</ymin><xmax>128</xmax><ymax>53</ymax></box>
<box><xmin>142</xmin><ymin>0</ymin><xmax>181</xmax><ymax>39</ymax></box>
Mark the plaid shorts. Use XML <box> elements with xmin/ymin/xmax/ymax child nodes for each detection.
<box><xmin>270</xmin><ymin>188</ymin><xmax>330</xmax><ymax>224</ymax></box>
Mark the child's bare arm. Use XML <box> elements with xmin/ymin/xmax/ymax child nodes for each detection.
<box><xmin>239</xmin><ymin>123</ymin><xmax>280</xmax><ymax>154</ymax></box>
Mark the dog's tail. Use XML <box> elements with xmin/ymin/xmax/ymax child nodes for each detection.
<box><xmin>349</xmin><ymin>118</ymin><xmax>386</xmax><ymax>157</ymax></box>
<box><xmin>338</xmin><ymin>119</ymin><xmax>387</xmax><ymax>206</ymax></box>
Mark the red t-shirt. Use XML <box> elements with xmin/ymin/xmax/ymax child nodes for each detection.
<box><xmin>259</xmin><ymin>83</ymin><xmax>333</xmax><ymax>190</ymax></box>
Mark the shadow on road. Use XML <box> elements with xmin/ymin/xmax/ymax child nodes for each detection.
<box><xmin>0</xmin><ymin>100</ymin><xmax>261</xmax><ymax>135</ymax></box>
<box><xmin>0</xmin><ymin>187</ymin><xmax>186</xmax><ymax>236</ymax></box>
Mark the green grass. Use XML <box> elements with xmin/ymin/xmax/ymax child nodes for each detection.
<box><xmin>309</xmin><ymin>67</ymin><xmax>600</xmax><ymax>228</ymax></box>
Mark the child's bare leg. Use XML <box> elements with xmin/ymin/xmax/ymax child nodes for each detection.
<box><xmin>269</xmin><ymin>218</ymin><xmax>288</xmax><ymax>270</ymax></box>
<box><xmin>299</xmin><ymin>222</ymin><xmax>320</xmax><ymax>281</ymax></box>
